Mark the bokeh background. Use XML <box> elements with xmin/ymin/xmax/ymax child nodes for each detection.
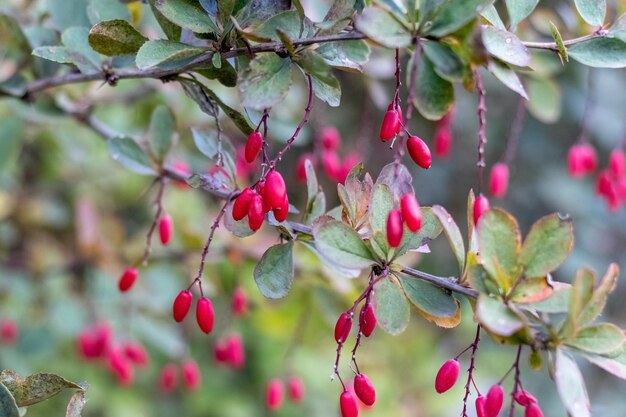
<box><xmin>1</xmin><ymin>0</ymin><xmax>625</xmax><ymax>416</ymax></box>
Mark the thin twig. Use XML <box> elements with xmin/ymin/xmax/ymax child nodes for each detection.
<box><xmin>508</xmin><ymin>345</ymin><xmax>524</xmax><ymax>417</ymax></box>
<box><xmin>475</xmin><ymin>69</ymin><xmax>487</xmax><ymax>194</ymax></box>
<box><xmin>503</xmin><ymin>99</ymin><xmax>526</xmax><ymax>166</ymax></box>
<box><xmin>140</xmin><ymin>177</ymin><xmax>166</xmax><ymax>266</ymax></box>
<box><xmin>461</xmin><ymin>325</ymin><xmax>482</xmax><ymax>417</ymax></box>
<box><xmin>521</xmin><ymin>31</ymin><xmax>606</xmax><ymax>51</ymax></box>
<box><xmin>405</xmin><ymin>38</ymin><xmax>420</xmax><ymax>121</ymax></box>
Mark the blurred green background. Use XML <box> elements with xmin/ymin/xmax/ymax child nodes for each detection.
<box><xmin>1</xmin><ymin>0</ymin><xmax>626</xmax><ymax>416</ymax></box>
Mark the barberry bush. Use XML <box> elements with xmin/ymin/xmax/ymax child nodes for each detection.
<box><xmin>0</xmin><ymin>0</ymin><xmax>625</xmax><ymax>416</ymax></box>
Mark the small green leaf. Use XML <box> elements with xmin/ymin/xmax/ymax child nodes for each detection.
<box><xmin>422</xmin><ymin>0</ymin><xmax>495</xmax><ymax>37</ymax></box>
<box><xmin>420</xmin><ymin>39</ymin><xmax>466</xmax><ymax>82</ymax></box>
<box><xmin>32</xmin><ymin>46</ymin><xmax>74</xmax><ymax>64</ymax></box>
<box><xmin>320</xmin><ymin>0</ymin><xmax>356</xmax><ymax>34</ymax></box>
<box><xmin>65</xmin><ymin>390</ymin><xmax>87</xmax><ymax>417</ymax></box>
<box><xmin>254</xmin><ymin>242</ymin><xmax>294</xmax><ymax>299</ymax></box>
<box><xmin>372</xmin><ymin>277</ymin><xmax>410</xmax><ymax>335</ymax></box>
<box><xmin>312</xmin><ymin>216</ymin><xmax>376</xmax><ymax>269</ymax></box>
<box><xmin>147</xmin><ymin>0</ymin><xmax>181</xmax><ymax>40</ymax></box>
<box><xmin>568</xmin><ymin>37</ymin><xmax>626</xmax><ymax>68</ymax></box>
<box><xmin>354</xmin><ymin>6</ymin><xmax>411</xmax><ymax>48</ymax></box>
<box><xmin>480</xmin><ymin>5</ymin><xmax>506</xmax><ymax>30</ymax></box>
<box><xmin>88</xmin><ymin>19</ymin><xmax>147</xmax><ymax>56</ymax></box>
<box><xmin>148</xmin><ymin>105</ymin><xmax>175</xmax><ymax>162</ymax></box>
<box><xmin>154</xmin><ymin>0</ymin><xmax>218</xmax><ymax>33</ymax></box>
<box><xmin>520</xmin><ymin>213</ymin><xmax>573</xmax><ymax>279</ymax></box>
<box><xmin>295</xmin><ymin>49</ymin><xmax>341</xmax><ymax>107</ymax></box>
<box><xmin>305</xmin><ymin>158</ymin><xmax>319</xmax><ymax>204</ymax></box>
<box><xmin>107</xmin><ymin>136</ymin><xmax>157</xmax><ymax>175</ymax></box>
<box><xmin>555</xmin><ymin>349</ymin><xmax>591</xmax><ymax>417</ymax></box>
<box><xmin>582</xmin><ymin>348</ymin><xmax>626</xmax><ymax>380</ymax></box>
<box><xmin>0</xmin><ymin>383</ymin><xmax>19</xmax><ymax>417</ymax></box>
<box><xmin>526</xmin><ymin>77</ymin><xmax>561</xmax><ymax>123</ymax></box>
<box><xmin>135</xmin><ymin>40</ymin><xmax>207</xmax><ymax>70</ymax></box>
<box><xmin>505</xmin><ymin>0</ymin><xmax>539</xmax><ymax>28</ymax></box>
<box><xmin>316</xmin><ymin>40</ymin><xmax>370</xmax><ymax>72</ymax></box>
<box><xmin>411</xmin><ymin>54</ymin><xmax>454</xmax><ymax>121</ymax></box>
<box><xmin>61</xmin><ymin>26</ymin><xmax>102</xmax><ymax>72</ymax></box>
<box><xmin>482</xmin><ymin>25</ymin><xmax>531</xmax><ymax>67</ymax></box>
<box><xmin>574</xmin><ymin>0</ymin><xmax>606</xmax><ymax>26</ymax></box>
<box><xmin>609</xmin><ymin>13</ymin><xmax>626</xmax><ymax>42</ymax></box>
<box><xmin>529</xmin><ymin>284</ymin><xmax>571</xmax><ymax>313</ymax></box>
<box><xmin>550</xmin><ymin>21</ymin><xmax>568</xmax><ymax>63</ymax></box>
<box><xmin>476</xmin><ymin>295</ymin><xmax>524</xmax><ymax>336</ymax></box>
<box><xmin>578</xmin><ymin>263</ymin><xmax>620</xmax><ymax>326</ymax></box>
<box><xmin>560</xmin><ymin>267</ymin><xmax>596</xmax><ymax>337</ymax></box>
<box><xmin>566</xmin><ymin>323</ymin><xmax>626</xmax><ymax>355</ymax></box>
<box><xmin>400</xmin><ymin>275</ymin><xmax>458</xmax><ymax>318</ymax></box>
<box><xmin>194</xmin><ymin>58</ymin><xmax>238</xmax><ymax>87</ymax></box>
<box><xmin>488</xmin><ymin>60</ymin><xmax>528</xmax><ymax>99</ymax></box>
<box><xmin>508</xmin><ymin>277</ymin><xmax>553</xmax><ymax>303</ymax></box>
<box><xmin>238</xmin><ymin>54</ymin><xmax>292</xmax><ymax>110</ymax></box>
<box><xmin>431</xmin><ymin>205</ymin><xmax>465</xmax><ymax>273</ymax></box>
<box><xmin>252</xmin><ymin>10</ymin><xmax>302</xmax><ymax>41</ymax></box>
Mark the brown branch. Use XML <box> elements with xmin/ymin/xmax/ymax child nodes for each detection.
<box><xmin>521</xmin><ymin>31</ymin><xmax>606</xmax><ymax>51</ymax></box>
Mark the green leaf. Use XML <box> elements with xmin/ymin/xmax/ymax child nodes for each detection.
<box><xmin>420</xmin><ymin>39</ymin><xmax>466</xmax><ymax>82</ymax></box>
<box><xmin>88</xmin><ymin>19</ymin><xmax>147</xmax><ymax>56</ymax></box>
<box><xmin>0</xmin><ymin>383</ymin><xmax>19</xmax><ymax>417</ymax></box>
<box><xmin>0</xmin><ymin>372</ymin><xmax>84</xmax><ymax>407</ymax></box>
<box><xmin>574</xmin><ymin>0</ymin><xmax>606</xmax><ymax>26</ymax></box>
<box><xmin>32</xmin><ymin>46</ymin><xmax>74</xmax><ymax>64</ymax></box>
<box><xmin>305</xmin><ymin>158</ymin><xmax>319</xmax><ymax>204</ymax></box>
<box><xmin>252</xmin><ymin>10</ymin><xmax>302</xmax><ymax>41</ymax></box>
<box><xmin>555</xmin><ymin>349</ymin><xmax>591</xmax><ymax>417</ymax></box>
<box><xmin>505</xmin><ymin>0</ymin><xmax>539</xmax><ymax>28</ymax></box>
<box><xmin>191</xmin><ymin>128</ymin><xmax>235</xmax><ymax>161</ymax></box>
<box><xmin>0</xmin><ymin>14</ymin><xmax>30</xmax><ymax>65</ymax></box>
<box><xmin>582</xmin><ymin>348</ymin><xmax>626</xmax><ymax>379</ymax></box>
<box><xmin>482</xmin><ymin>25</ymin><xmax>531</xmax><ymax>67</ymax></box>
<box><xmin>223</xmin><ymin>200</ymin><xmax>255</xmax><ymax>238</ymax></box>
<box><xmin>107</xmin><ymin>136</ymin><xmax>157</xmax><ymax>175</ymax></box>
<box><xmin>396</xmin><ymin>207</ymin><xmax>443</xmax><ymax>257</ymax></box>
<box><xmin>477</xmin><ymin>208</ymin><xmax>521</xmax><ymax>291</ymax></box>
<box><xmin>320</xmin><ymin>0</ymin><xmax>356</xmax><ymax>34</ymax></box>
<box><xmin>61</xmin><ymin>26</ymin><xmax>102</xmax><ymax>74</ymax></box>
<box><xmin>312</xmin><ymin>216</ymin><xmax>376</xmax><ymax>269</ymax></box>
<box><xmin>609</xmin><ymin>13</ymin><xmax>626</xmax><ymax>42</ymax></box>
<box><xmin>422</xmin><ymin>0</ymin><xmax>495</xmax><ymax>37</ymax></box>
<box><xmin>148</xmin><ymin>105</ymin><xmax>175</xmax><ymax>162</ymax></box>
<box><xmin>578</xmin><ymin>263</ymin><xmax>620</xmax><ymax>326</ymax></box>
<box><xmin>488</xmin><ymin>60</ymin><xmax>528</xmax><ymax>99</ymax></box>
<box><xmin>560</xmin><ymin>267</ymin><xmax>596</xmax><ymax>337</ymax></box>
<box><xmin>372</xmin><ymin>277</ymin><xmax>410</xmax><ymax>335</ymax></box>
<box><xmin>295</xmin><ymin>50</ymin><xmax>342</xmax><ymax>107</ymax></box>
<box><xmin>154</xmin><ymin>0</ymin><xmax>218</xmax><ymax>33</ymax></box>
<box><xmin>400</xmin><ymin>275</ymin><xmax>458</xmax><ymax>318</ymax></box>
<box><xmin>566</xmin><ymin>323</ymin><xmax>626</xmax><ymax>355</ymax></box>
<box><xmin>316</xmin><ymin>40</ymin><xmax>370</xmax><ymax>72</ymax></box>
<box><xmin>550</xmin><ymin>21</ymin><xmax>568</xmax><ymax>62</ymax></box>
<box><xmin>194</xmin><ymin>59</ymin><xmax>238</xmax><ymax>87</ymax></box>
<box><xmin>529</xmin><ymin>284</ymin><xmax>571</xmax><ymax>313</ymax></box>
<box><xmin>354</xmin><ymin>6</ymin><xmax>411</xmax><ymax>48</ymax></box>
<box><xmin>238</xmin><ymin>53</ymin><xmax>292</xmax><ymax>111</ymax></box>
<box><xmin>375</xmin><ymin>162</ymin><xmax>414</xmax><ymax>200</ymax></box>
<box><xmin>148</xmin><ymin>0</ymin><xmax>181</xmax><ymax>40</ymax></box>
<box><xmin>411</xmin><ymin>54</ymin><xmax>454</xmax><ymax>121</ymax></box>
<box><xmin>369</xmin><ymin>184</ymin><xmax>395</xmax><ymax>261</ymax></box>
<box><xmin>526</xmin><ymin>77</ymin><xmax>561</xmax><ymax>123</ymax></box>
<box><xmin>508</xmin><ymin>277</ymin><xmax>554</xmax><ymax>303</ymax></box>
<box><xmin>568</xmin><ymin>37</ymin><xmax>626</xmax><ymax>68</ymax></box>
<box><xmin>519</xmin><ymin>213</ymin><xmax>573</xmax><ymax>278</ymax></box>
<box><xmin>254</xmin><ymin>242</ymin><xmax>294</xmax><ymax>299</ymax></box>
<box><xmin>431</xmin><ymin>205</ymin><xmax>465</xmax><ymax>273</ymax></box>
<box><xmin>135</xmin><ymin>40</ymin><xmax>207</xmax><ymax>70</ymax></box>
<box><xmin>480</xmin><ymin>5</ymin><xmax>506</xmax><ymax>30</ymax></box>
<box><xmin>0</xmin><ymin>118</ymin><xmax>24</xmax><ymax>174</ymax></box>
<box><xmin>65</xmin><ymin>390</ymin><xmax>87</xmax><ymax>417</ymax></box>
<box><xmin>476</xmin><ymin>295</ymin><xmax>524</xmax><ymax>336</ymax></box>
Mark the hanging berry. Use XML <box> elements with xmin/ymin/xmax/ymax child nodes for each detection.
<box><xmin>339</xmin><ymin>390</ymin><xmax>359</xmax><ymax>417</ymax></box>
<box><xmin>400</xmin><ymin>194</ymin><xmax>422</xmax><ymax>233</ymax></box>
<box><xmin>386</xmin><ymin>209</ymin><xmax>403</xmax><ymax>247</ymax></box>
<box><xmin>489</xmin><ymin>163</ymin><xmax>509</xmax><ymax>198</ymax></box>
<box><xmin>232</xmin><ymin>188</ymin><xmax>255</xmax><ymax>221</ymax></box>
<box><xmin>379</xmin><ymin>110</ymin><xmax>399</xmax><ymax>141</ymax></box>
<box><xmin>334</xmin><ymin>312</ymin><xmax>352</xmax><ymax>344</ymax></box>
<box><xmin>359</xmin><ymin>303</ymin><xmax>377</xmax><ymax>337</ymax></box>
<box><xmin>172</xmin><ymin>290</ymin><xmax>193</xmax><ymax>322</ymax></box>
<box><xmin>287</xmin><ymin>377</ymin><xmax>305</xmax><ymax>403</ymax></box>
<box><xmin>435</xmin><ymin>359</ymin><xmax>460</xmax><ymax>393</ymax></box>
<box><xmin>182</xmin><ymin>360</ymin><xmax>201</xmax><ymax>391</ymax></box>
<box><xmin>473</xmin><ymin>194</ymin><xmax>490</xmax><ymax>226</ymax></box>
<box><xmin>406</xmin><ymin>136</ymin><xmax>432</xmax><ymax>169</ymax></box>
<box><xmin>266</xmin><ymin>379</ymin><xmax>284</xmax><ymax>410</ymax></box>
<box><xmin>354</xmin><ymin>373</ymin><xmax>376</xmax><ymax>406</ymax></box>
<box><xmin>485</xmin><ymin>384</ymin><xmax>504</xmax><ymax>417</ymax></box>
<box><xmin>118</xmin><ymin>268</ymin><xmax>138</xmax><ymax>292</ymax></box>
<box><xmin>244</xmin><ymin>131</ymin><xmax>263</xmax><ymax>163</ymax></box>
<box><xmin>196</xmin><ymin>297</ymin><xmax>215</xmax><ymax>334</ymax></box>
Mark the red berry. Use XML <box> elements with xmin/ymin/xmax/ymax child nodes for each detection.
<box><xmin>266</xmin><ymin>379</ymin><xmax>284</xmax><ymax>410</ymax></box>
<box><xmin>123</xmin><ymin>341</ymin><xmax>149</xmax><ymax>367</ymax></box>
<box><xmin>525</xmin><ymin>403</ymin><xmax>545</xmax><ymax>417</ymax></box>
<box><xmin>387</xmin><ymin>103</ymin><xmax>403</xmax><ymax>134</ymax></box>
<box><xmin>245</xmin><ymin>131</ymin><xmax>263</xmax><ymax>163</ymax></box>
<box><xmin>359</xmin><ymin>303</ymin><xmax>376</xmax><ymax>337</ymax></box>
<box><xmin>108</xmin><ymin>347</ymin><xmax>134</xmax><ymax>386</ymax></box>
<box><xmin>353</xmin><ymin>374</ymin><xmax>376</xmax><ymax>406</ymax></box>
<box><xmin>580</xmin><ymin>143</ymin><xmax>597</xmax><ymax>171</ymax></box>
<box><xmin>256</xmin><ymin>180</ymin><xmax>272</xmax><ymax>213</ymax></box>
<box><xmin>118</xmin><ymin>268</ymin><xmax>138</xmax><ymax>292</ymax></box>
<box><xmin>159</xmin><ymin>214</ymin><xmax>173</xmax><ymax>245</ymax></box>
<box><xmin>406</xmin><ymin>136</ymin><xmax>432</xmax><ymax>169</ymax></box>
<box><xmin>196</xmin><ymin>297</ymin><xmax>214</xmax><ymax>334</ymax></box>
<box><xmin>248</xmin><ymin>193</ymin><xmax>265</xmax><ymax>231</ymax></box>
<box><xmin>334</xmin><ymin>312</ymin><xmax>352</xmax><ymax>344</ymax></box>
<box><xmin>213</xmin><ymin>341</ymin><xmax>229</xmax><ymax>364</ymax></box>
<box><xmin>340</xmin><ymin>390</ymin><xmax>359</xmax><ymax>417</ymax></box>
<box><xmin>473</xmin><ymin>194</ymin><xmax>490</xmax><ymax>226</ymax></box>
<box><xmin>320</xmin><ymin>127</ymin><xmax>341</xmax><ymax>151</ymax></box>
<box><xmin>173</xmin><ymin>290</ymin><xmax>193</xmax><ymax>322</ymax></box>
<box><xmin>296</xmin><ymin>154</ymin><xmax>314</xmax><ymax>182</ymax></box>
<box><xmin>567</xmin><ymin>145</ymin><xmax>585</xmax><ymax>177</ymax></box>
<box><xmin>322</xmin><ymin>150</ymin><xmax>342</xmax><ymax>181</ymax></box>
<box><xmin>272</xmin><ymin>194</ymin><xmax>289</xmax><ymax>222</ymax></box>
<box><xmin>172</xmin><ymin>161</ymin><xmax>190</xmax><ymax>189</ymax></box>
<box><xmin>231</xmin><ymin>287</ymin><xmax>248</xmax><ymax>316</ymax></box>
<box><xmin>159</xmin><ymin>364</ymin><xmax>178</xmax><ymax>393</ymax></box>
<box><xmin>489</xmin><ymin>163</ymin><xmax>509</xmax><ymax>198</ymax></box>
<box><xmin>0</xmin><ymin>319</ymin><xmax>17</xmax><ymax>344</ymax></box>
<box><xmin>232</xmin><ymin>188</ymin><xmax>255</xmax><ymax>221</ymax></box>
<box><xmin>400</xmin><ymin>194</ymin><xmax>421</xmax><ymax>233</ymax></box>
<box><xmin>475</xmin><ymin>396</ymin><xmax>488</xmax><ymax>417</ymax></box>
<box><xmin>265</xmin><ymin>170</ymin><xmax>287</xmax><ymax>209</ymax></box>
<box><xmin>435</xmin><ymin>359</ymin><xmax>460</xmax><ymax>393</ymax></box>
<box><xmin>434</xmin><ymin>126</ymin><xmax>452</xmax><ymax>158</ymax></box>
<box><xmin>182</xmin><ymin>360</ymin><xmax>201</xmax><ymax>391</ymax></box>
<box><xmin>386</xmin><ymin>209</ymin><xmax>403</xmax><ymax>248</ymax></box>
<box><xmin>287</xmin><ymin>377</ymin><xmax>305</xmax><ymax>403</ymax></box>
<box><xmin>609</xmin><ymin>149</ymin><xmax>626</xmax><ymax>178</ymax></box>
<box><xmin>485</xmin><ymin>384</ymin><xmax>504</xmax><ymax>417</ymax></box>
<box><xmin>380</xmin><ymin>110</ymin><xmax>399</xmax><ymax>141</ymax></box>
<box><xmin>513</xmin><ymin>390</ymin><xmax>538</xmax><ymax>407</ymax></box>
<box><xmin>596</xmin><ymin>169</ymin><xmax>615</xmax><ymax>197</ymax></box>
<box><xmin>226</xmin><ymin>333</ymin><xmax>245</xmax><ymax>369</ymax></box>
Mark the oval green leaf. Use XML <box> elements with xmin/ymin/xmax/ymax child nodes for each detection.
<box><xmin>411</xmin><ymin>54</ymin><xmax>454</xmax><ymax>121</ymax></box>
<box><xmin>555</xmin><ymin>349</ymin><xmax>591</xmax><ymax>417</ymax></box>
<box><xmin>400</xmin><ymin>275</ymin><xmax>458</xmax><ymax>318</ymax></box>
<box><xmin>253</xmin><ymin>242</ymin><xmax>294</xmax><ymax>299</ymax></box>
<box><xmin>354</xmin><ymin>7</ymin><xmax>411</xmax><ymax>48</ymax></box>
<box><xmin>312</xmin><ymin>216</ymin><xmax>376</xmax><ymax>269</ymax></box>
<box><xmin>520</xmin><ymin>213</ymin><xmax>573</xmax><ymax>279</ymax></box>
<box><xmin>372</xmin><ymin>277</ymin><xmax>410</xmax><ymax>335</ymax></box>
<box><xmin>238</xmin><ymin>53</ymin><xmax>292</xmax><ymax>110</ymax></box>
<box><xmin>88</xmin><ymin>19</ymin><xmax>147</xmax><ymax>56</ymax></box>
<box><xmin>568</xmin><ymin>37</ymin><xmax>626</xmax><ymax>69</ymax></box>
<box><xmin>107</xmin><ymin>136</ymin><xmax>156</xmax><ymax>175</ymax></box>
<box><xmin>476</xmin><ymin>295</ymin><xmax>524</xmax><ymax>336</ymax></box>
<box><xmin>566</xmin><ymin>323</ymin><xmax>626</xmax><ymax>355</ymax></box>
<box><xmin>482</xmin><ymin>25</ymin><xmax>531</xmax><ymax>67</ymax></box>
<box><xmin>135</xmin><ymin>40</ymin><xmax>207</xmax><ymax>70</ymax></box>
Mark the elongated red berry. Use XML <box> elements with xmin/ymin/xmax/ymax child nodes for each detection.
<box><xmin>609</xmin><ymin>149</ymin><xmax>626</xmax><ymax>178</ymax></box>
<box><xmin>196</xmin><ymin>297</ymin><xmax>214</xmax><ymax>334</ymax></box>
<box><xmin>567</xmin><ymin>145</ymin><xmax>585</xmax><ymax>177</ymax></box>
<box><xmin>256</xmin><ymin>180</ymin><xmax>272</xmax><ymax>213</ymax></box>
<box><xmin>265</xmin><ymin>170</ymin><xmax>287</xmax><ymax>209</ymax></box>
<box><xmin>287</xmin><ymin>377</ymin><xmax>305</xmax><ymax>403</ymax></box>
<box><xmin>321</xmin><ymin>127</ymin><xmax>341</xmax><ymax>151</ymax></box>
<box><xmin>359</xmin><ymin>303</ymin><xmax>376</xmax><ymax>337</ymax></box>
<box><xmin>386</xmin><ymin>209</ymin><xmax>403</xmax><ymax>248</ymax></box>
<box><xmin>407</xmin><ymin>136</ymin><xmax>432</xmax><ymax>169</ymax></box>
<box><xmin>580</xmin><ymin>143</ymin><xmax>597</xmax><ymax>171</ymax></box>
<box><xmin>380</xmin><ymin>110</ymin><xmax>399</xmax><ymax>141</ymax></box>
<box><xmin>387</xmin><ymin>103</ymin><xmax>403</xmax><ymax>134</ymax></box>
<box><xmin>226</xmin><ymin>333</ymin><xmax>245</xmax><ymax>369</ymax></box>
<box><xmin>245</xmin><ymin>131</ymin><xmax>263</xmax><ymax>163</ymax></box>
<box><xmin>0</xmin><ymin>319</ymin><xmax>17</xmax><ymax>344</ymax></box>
<box><xmin>485</xmin><ymin>384</ymin><xmax>504</xmax><ymax>417</ymax></box>
<box><xmin>232</xmin><ymin>188</ymin><xmax>255</xmax><ymax>221</ymax></box>
<box><xmin>473</xmin><ymin>194</ymin><xmax>490</xmax><ymax>226</ymax></box>
<box><xmin>118</xmin><ymin>268</ymin><xmax>138</xmax><ymax>292</ymax></box>
<box><xmin>266</xmin><ymin>379</ymin><xmax>284</xmax><ymax>410</ymax></box>
<box><xmin>108</xmin><ymin>347</ymin><xmax>134</xmax><ymax>386</ymax></box>
<box><xmin>182</xmin><ymin>360</ymin><xmax>201</xmax><ymax>391</ymax></box>
<box><xmin>123</xmin><ymin>341</ymin><xmax>149</xmax><ymax>367</ymax></box>
<box><xmin>173</xmin><ymin>290</ymin><xmax>193</xmax><ymax>322</ymax></box>
<box><xmin>334</xmin><ymin>312</ymin><xmax>352</xmax><ymax>344</ymax></box>
<box><xmin>489</xmin><ymin>163</ymin><xmax>509</xmax><ymax>198</ymax></box>
<box><xmin>400</xmin><ymin>194</ymin><xmax>421</xmax><ymax>233</ymax></box>
<box><xmin>525</xmin><ymin>403</ymin><xmax>544</xmax><ymax>417</ymax></box>
<box><xmin>354</xmin><ymin>374</ymin><xmax>376</xmax><ymax>406</ymax></box>
<box><xmin>159</xmin><ymin>214</ymin><xmax>173</xmax><ymax>245</ymax></box>
<box><xmin>322</xmin><ymin>150</ymin><xmax>341</xmax><ymax>181</ymax></box>
<box><xmin>273</xmin><ymin>195</ymin><xmax>289</xmax><ymax>222</ymax></box>
<box><xmin>248</xmin><ymin>194</ymin><xmax>265</xmax><ymax>231</ymax></box>
<box><xmin>340</xmin><ymin>391</ymin><xmax>359</xmax><ymax>417</ymax></box>
<box><xmin>231</xmin><ymin>287</ymin><xmax>247</xmax><ymax>316</ymax></box>
<box><xmin>435</xmin><ymin>359</ymin><xmax>460</xmax><ymax>393</ymax></box>
<box><xmin>476</xmin><ymin>396</ymin><xmax>488</xmax><ymax>417</ymax></box>
<box><xmin>159</xmin><ymin>363</ymin><xmax>177</xmax><ymax>393</ymax></box>
<box><xmin>434</xmin><ymin>126</ymin><xmax>452</xmax><ymax>158</ymax></box>
<box><xmin>213</xmin><ymin>341</ymin><xmax>229</xmax><ymax>364</ymax></box>
<box><xmin>513</xmin><ymin>390</ymin><xmax>538</xmax><ymax>407</ymax></box>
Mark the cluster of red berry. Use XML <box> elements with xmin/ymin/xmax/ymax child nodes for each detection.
<box><xmin>172</xmin><ymin>290</ymin><xmax>214</xmax><ymax>333</ymax></box>
<box><xmin>265</xmin><ymin>377</ymin><xmax>305</xmax><ymax>410</ymax></box>
<box><xmin>159</xmin><ymin>360</ymin><xmax>202</xmax><ymax>392</ymax></box>
<box><xmin>0</xmin><ymin>318</ymin><xmax>17</xmax><ymax>344</ymax></box>
<box><xmin>386</xmin><ymin>193</ymin><xmax>422</xmax><ymax>248</ymax></box>
<box><xmin>232</xmin><ymin>169</ymin><xmax>289</xmax><ymax>229</ymax></box>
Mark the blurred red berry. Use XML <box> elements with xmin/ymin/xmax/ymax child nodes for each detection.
<box><xmin>525</xmin><ymin>403</ymin><xmax>545</xmax><ymax>417</ymax></box>
<box><xmin>159</xmin><ymin>363</ymin><xmax>178</xmax><ymax>393</ymax></box>
<box><xmin>108</xmin><ymin>347</ymin><xmax>134</xmax><ymax>386</ymax></box>
<box><xmin>118</xmin><ymin>268</ymin><xmax>138</xmax><ymax>292</ymax></box>
<box><xmin>609</xmin><ymin>149</ymin><xmax>626</xmax><ymax>178</ymax></box>
<box><xmin>182</xmin><ymin>360</ymin><xmax>201</xmax><ymax>391</ymax></box>
<box><xmin>231</xmin><ymin>287</ymin><xmax>248</xmax><ymax>316</ymax></box>
<box><xmin>320</xmin><ymin>127</ymin><xmax>341</xmax><ymax>151</ymax></box>
<box><xmin>485</xmin><ymin>384</ymin><xmax>504</xmax><ymax>417</ymax></box>
<box><xmin>476</xmin><ymin>395</ymin><xmax>488</xmax><ymax>417</ymax></box>
<box><xmin>489</xmin><ymin>163</ymin><xmax>509</xmax><ymax>198</ymax></box>
<box><xmin>266</xmin><ymin>379</ymin><xmax>284</xmax><ymax>410</ymax></box>
<box><xmin>473</xmin><ymin>194</ymin><xmax>490</xmax><ymax>226</ymax></box>
<box><xmin>287</xmin><ymin>377</ymin><xmax>305</xmax><ymax>403</ymax></box>
<box><xmin>296</xmin><ymin>154</ymin><xmax>315</xmax><ymax>182</ymax></box>
<box><xmin>434</xmin><ymin>126</ymin><xmax>452</xmax><ymax>158</ymax></box>
<box><xmin>513</xmin><ymin>390</ymin><xmax>538</xmax><ymax>407</ymax></box>
<box><xmin>0</xmin><ymin>319</ymin><xmax>17</xmax><ymax>344</ymax></box>
<box><xmin>159</xmin><ymin>214</ymin><xmax>173</xmax><ymax>245</ymax></box>
<box><xmin>123</xmin><ymin>341</ymin><xmax>149</xmax><ymax>367</ymax></box>
<box><xmin>322</xmin><ymin>151</ymin><xmax>342</xmax><ymax>181</ymax></box>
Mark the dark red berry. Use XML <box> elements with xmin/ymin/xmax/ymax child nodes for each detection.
<box><xmin>525</xmin><ymin>403</ymin><xmax>544</xmax><ymax>417</ymax></box>
<box><xmin>118</xmin><ymin>268</ymin><xmax>138</xmax><ymax>292</ymax></box>
<box><xmin>256</xmin><ymin>180</ymin><xmax>272</xmax><ymax>213</ymax></box>
<box><xmin>407</xmin><ymin>136</ymin><xmax>432</xmax><ymax>169</ymax></box>
<box><xmin>354</xmin><ymin>373</ymin><xmax>376</xmax><ymax>406</ymax></box>
<box><xmin>386</xmin><ymin>209</ymin><xmax>403</xmax><ymax>248</ymax></box>
<box><xmin>108</xmin><ymin>347</ymin><xmax>134</xmax><ymax>386</ymax></box>
<box><xmin>0</xmin><ymin>319</ymin><xmax>17</xmax><ymax>344</ymax></box>
<box><xmin>244</xmin><ymin>131</ymin><xmax>263</xmax><ymax>163</ymax></box>
<box><xmin>159</xmin><ymin>214</ymin><xmax>173</xmax><ymax>245</ymax></box>
<box><xmin>173</xmin><ymin>290</ymin><xmax>193</xmax><ymax>322</ymax></box>
<box><xmin>248</xmin><ymin>193</ymin><xmax>265</xmax><ymax>231</ymax></box>
<box><xmin>287</xmin><ymin>377</ymin><xmax>305</xmax><ymax>403</ymax></box>
<box><xmin>231</xmin><ymin>287</ymin><xmax>247</xmax><ymax>316</ymax></box>
<box><xmin>580</xmin><ymin>143</ymin><xmax>597</xmax><ymax>171</ymax></box>
<box><xmin>159</xmin><ymin>363</ymin><xmax>177</xmax><ymax>393</ymax></box>
<box><xmin>196</xmin><ymin>297</ymin><xmax>214</xmax><ymax>334</ymax></box>
<box><xmin>334</xmin><ymin>312</ymin><xmax>352</xmax><ymax>344</ymax></box>
<box><xmin>435</xmin><ymin>359</ymin><xmax>460</xmax><ymax>393</ymax></box>
<box><xmin>359</xmin><ymin>303</ymin><xmax>376</xmax><ymax>337</ymax></box>
<box><xmin>340</xmin><ymin>390</ymin><xmax>359</xmax><ymax>417</ymax></box>
<box><xmin>213</xmin><ymin>341</ymin><xmax>229</xmax><ymax>364</ymax></box>
<box><xmin>485</xmin><ymin>384</ymin><xmax>504</xmax><ymax>417</ymax></box>
<box><xmin>513</xmin><ymin>390</ymin><xmax>537</xmax><ymax>407</ymax></box>
<box><xmin>387</xmin><ymin>103</ymin><xmax>403</xmax><ymax>134</ymax></box>
<box><xmin>320</xmin><ymin>127</ymin><xmax>341</xmax><ymax>151</ymax></box>
<box><xmin>489</xmin><ymin>163</ymin><xmax>509</xmax><ymax>198</ymax></box>
<box><xmin>476</xmin><ymin>396</ymin><xmax>488</xmax><ymax>417</ymax></box>
<box><xmin>400</xmin><ymin>194</ymin><xmax>421</xmax><ymax>233</ymax></box>
<box><xmin>182</xmin><ymin>360</ymin><xmax>201</xmax><ymax>391</ymax></box>
<box><xmin>473</xmin><ymin>194</ymin><xmax>490</xmax><ymax>226</ymax></box>
<box><xmin>380</xmin><ymin>110</ymin><xmax>399</xmax><ymax>141</ymax></box>
<box><xmin>266</xmin><ymin>379</ymin><xmax>284</xmax><ymax>410</ymax></box>
<box><xmin>265</xmin><ymin>170</ymin><xmax>287</xmax><ymax>209</ymax></box>
<box><xmin>272</xmin><ymin>194</ymin><xmax>289</xmax><ymax>222</ymax></box>
<box><xmin>232</xmin><ymin>188</ymin><xmax>255</xmax><ymax>221</ymax></box>
<box><xmin>609</xmin><ymin>149</ymin><xmax>626</xmax><ymax>178</ymax></box>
